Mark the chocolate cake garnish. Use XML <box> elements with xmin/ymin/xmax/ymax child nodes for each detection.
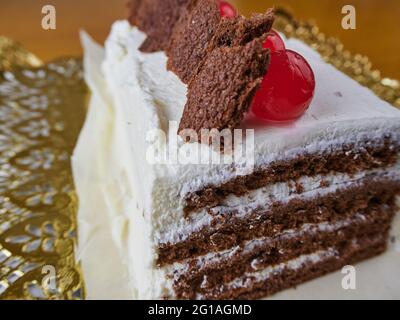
<box><xmin>128</xmin><ymin>0</ymin><xmax>275</xmax><ymax>144</ymax></box>
<box><xmin>167</xmin><ymin>1</ymin><xmax>274</xmax><ymax>84</ymax></box>
<box><xmin>127</xmin><ymin>0</ymin><xmax>190</xmax><ymax>52</ymax></box>
<box><xmin>178</xmin><ymin>36</ymin><xmax>270</xmax><ymax>141</ymax></box>
<box><xmin>213</xmin><ymin>10</ymin><xmax>275</xmax><ymax>48</ymax></box>
<box><xmin>167</xmin><ymin>0</ymin><xmax>222</xmax><ymax>83</ymax></box>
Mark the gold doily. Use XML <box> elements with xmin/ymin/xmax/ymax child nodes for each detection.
<box><xmin>0</xmin><ymin>10</ymin><xmax>399</xmax><ymax>300</ymax></box>
<box><xmin>0</xmin><ymin>37</ymin><xmax>86</xmax><ymax>299</ymax></box>
<box><xmin>0</xmin><ymin>37</ymin><xmax>43</xmax><ymax>71</ymax></box>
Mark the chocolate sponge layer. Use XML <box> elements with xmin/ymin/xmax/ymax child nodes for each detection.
<box><xmin>183</xmin><ymin>137</ymin><xmax>399</xmax><ymax>215</ymax></box>
<box><xmin>158</xmin><ymin>177</ymin><xmax>400</xmax><ymax>266</ymax></box>
<box><xmin>199</xmin><ymin>235</ymin><xmax>388</xmax><ymax>300</ymax></box>
<box><xmin>170</xmin><ymin>202</ymin><xmax>394</xmax><ymax>299</ymax></box>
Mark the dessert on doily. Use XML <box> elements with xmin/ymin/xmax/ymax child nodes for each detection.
<box><xmin>72</xmin><ymin>0</ymin><xmax>400</xmax><ymax>299</ymax></box>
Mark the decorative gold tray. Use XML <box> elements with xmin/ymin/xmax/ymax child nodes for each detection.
<box><xmin>0</xmin><ymin>38</ymin><xmax>86</xmax><ymax>299</ymax></box>
<box><xmin>0</xmin><ymin>11</ymin><xmax>399</xmax><ymax>300</ymax></box>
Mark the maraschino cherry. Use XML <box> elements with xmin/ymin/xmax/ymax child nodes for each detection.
<box><xmin>216</xmin><ymin>4</ymin><xmax>315</xmax><ymax>122</ymax></box>
<box><xmin>218</xmin><ymin>0</ymin><xmax>237</xmax><ymax>18</ymax></box>
<box><xmin>263</xmin><ymin>29</ymin><xmax>285</xmax><ymax>53</ymax></box>
<box><xmin>251</xmin><ymin>31</ymin><xmax>315</xmax><ymax>123</ymax></box>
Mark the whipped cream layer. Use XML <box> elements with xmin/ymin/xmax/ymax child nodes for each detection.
<box><xmin>75</xmin><ymin>20</ymin><xmax>400</xmax><ymax>299</ymax></box>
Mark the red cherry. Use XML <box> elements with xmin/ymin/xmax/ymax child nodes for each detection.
<box><xmin>263</xmin><ymin>29</ymin><xmax>285</xmax><ymax>53</ymax></box>
<box><xmin>219</xmin><ymin>1</ymin><xmax>237</xmax><ymax>18</ymax></box>
<box><xmin>251</xmin><ymin>49</ymin><xmax>315</xmax><ymax>122</ymax></box>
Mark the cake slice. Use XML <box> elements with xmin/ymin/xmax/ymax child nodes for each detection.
<box><xmin>73</xmin><ymin>5</ymin><xmax>400</xmax><ymax>299</ymax></box>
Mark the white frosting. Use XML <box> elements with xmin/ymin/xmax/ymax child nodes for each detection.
<box><xmin>74</xmin><ymin>21</ymin><xmax>400</xmax><ymax>299</ymax></box>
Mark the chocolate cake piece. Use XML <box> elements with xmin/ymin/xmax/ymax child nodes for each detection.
<box><xmin>213</xmin><ymin>10</ymin><xmax>275</xmax><ymax>48</ymax></box>
<box><xmin>178</xmin><ymin>36</ymin><xmax>269</xmax><ymax>141</ymax></box>
<box><xmin>167</xmin><ymin>0</ymin><xmax>222</xmax><ymax>83</ymax></box>
<box><xmin>167</xmin><ymin>1</ymin><xmax>274</xmax><ymax>84</ymax></box>
<box><xmin>128</xmin><ymin>0</ymin><xmax>190</xmax><ymax>52</ymax></box>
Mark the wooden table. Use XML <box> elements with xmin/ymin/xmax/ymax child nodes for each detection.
<box><xmin>1</xmin><ymin>0</ymin><xmax>399</xmax><ymax>79</ymax></box>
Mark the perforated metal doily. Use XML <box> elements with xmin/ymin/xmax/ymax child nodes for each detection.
<box><xmin>0</xmin><ymin>42</ymin><xmax>87</xmax><ymax>299</ymax></box>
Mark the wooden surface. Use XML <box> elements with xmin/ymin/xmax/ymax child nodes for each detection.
<box><xmin>0</xmin><ymin>0</ymin><xmax>399</xmax><ymax>79</ymax></box>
